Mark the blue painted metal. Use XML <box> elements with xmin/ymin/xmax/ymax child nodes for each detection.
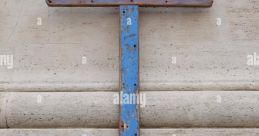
<box><xmin>120</xmin><ymin>5</ymin><xmax>139</xmax><ymax>136</ymax></box>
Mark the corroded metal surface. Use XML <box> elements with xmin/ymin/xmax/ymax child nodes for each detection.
<box><xmin>46</xmin><ymin>0</ymin><xmax>213</xmax><ymax>7</ymax></box>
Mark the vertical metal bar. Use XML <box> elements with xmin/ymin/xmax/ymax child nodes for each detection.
<box><xmin>119</xmin><ymin>5</ymin><xmax>139</xmax><ymax>136</ymax></box>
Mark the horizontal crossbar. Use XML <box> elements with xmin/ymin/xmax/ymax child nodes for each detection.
<box><xmin>46</xmin><ymin>0</ymin><xmax>213</xmax><ymax>7</ymax></box>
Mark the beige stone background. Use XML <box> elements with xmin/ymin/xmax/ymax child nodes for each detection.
<box><xmin>0</xmin><ymin>0</ymin><xmax>259</xmax><ymax>135</ymax></box>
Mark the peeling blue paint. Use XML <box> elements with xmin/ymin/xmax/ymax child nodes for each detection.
<box><xmin>120</xmin><ymin>5</ymin><xmax>139</xmax><ymax>136</ymax></box>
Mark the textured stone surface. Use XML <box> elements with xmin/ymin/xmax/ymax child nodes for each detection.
<box><xmin>1</xmin><ymin>129</ymin><xmax>259</xmax><ymax>136</ymax></box>
<box><xmin>0</xmin><ymin>91</ymin><xmax>258</xmax><ymax>128</ymax></box>
<box><xmin>0</xmin><ymin>0</ymin><xmax>259</xmax><ymax>91</ymax></box>
<box><xmin>1</xmin><ymin>0</ymin><xmax>259</xmax><ymax>135</ymax></box>
<box><xmin>141</xmin><ymin>91</ymin><xmax>259</xmax><ymax>128</ymax></box>
<box><xmin>5</xmin><ymin>92</ymin><xmax>118</xmax><ymax>128</ymax></box>
<box><xmin>0</xmin><ymin>93</ymin><xmax>7</xmax><ymax>128</ymax></box>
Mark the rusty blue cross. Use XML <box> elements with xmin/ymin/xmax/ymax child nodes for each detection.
<box><xmin>46</xmin><ymin>0</ymin><xmax>213</xmax><ymax>135</ymax></box>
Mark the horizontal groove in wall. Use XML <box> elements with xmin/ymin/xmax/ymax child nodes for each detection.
<box><xmin>1</xmin><ymin>81</ymin><xmax>259</xmax><ymax>92</ymax></box>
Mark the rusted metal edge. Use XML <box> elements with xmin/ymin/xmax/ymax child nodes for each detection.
<box><xmin>46</xmin><ymin>0</ymin><xmax>213</xmax><ymax>7</ymax></box>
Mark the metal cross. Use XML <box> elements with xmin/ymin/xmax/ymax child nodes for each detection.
<box><xmin>46</xmin><ymin>0</ymin><xmax>213</xmax><ymax>136</ymax></box>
